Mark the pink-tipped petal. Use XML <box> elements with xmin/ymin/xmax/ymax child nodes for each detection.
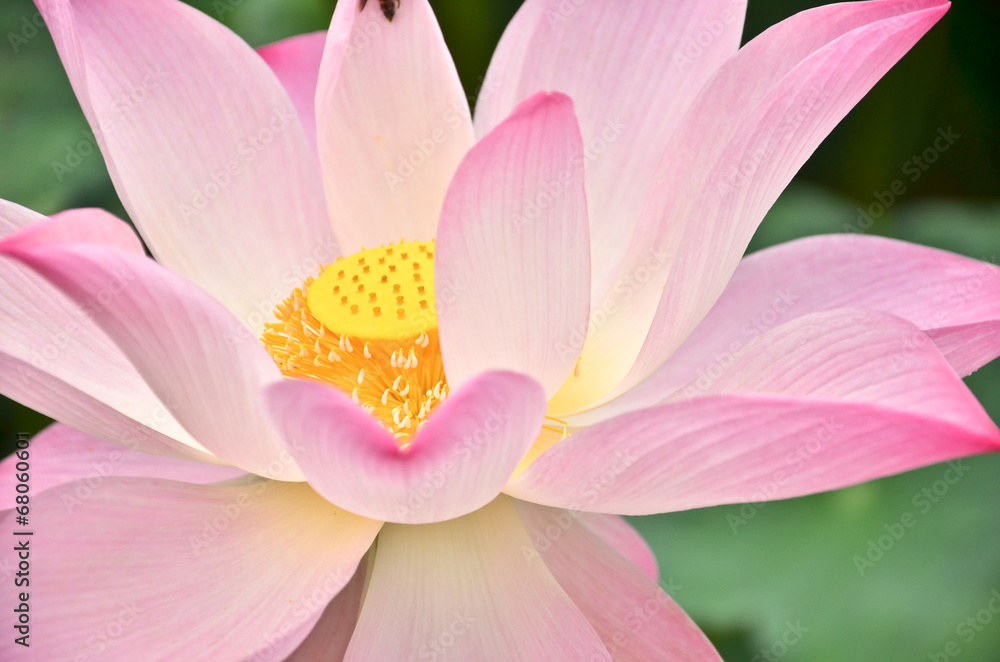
<box><xmin>343</xmin><ymin>496</ymin><xmax>609</xmax><ymax>660</ymax></box>
<box><xmin>0</xmin><ymin>353</ymin><xmax>220</xmax><ymax>464</ymax></box>
<box><xmin>284</xmin><ymin>560</ymin><xmax>367</xmax><ymax>662</ymax></box>
<box><xmin>0</xmin><ymin>424</ymin><xmax>243</xmax><ymax>510</ymax></box>
<box><xmin>552</xmin><ymin>0</ymin><xmax>951</xmax><ymax>413</ymax></box>
<box><xmin>578</xmin><ymin>512</ymin><xmax>659</xmax><ymax>581</ymax></box>
<box><xmin>517</xmin><ymin>502</ymin><xmax>721</xmax><ymax>661</ymax></box>
<box><xmin>316</xmin><ymin>0</ymin><xmax>475</xmax><ymax>253</ymax></box>
<box><xmin>1</xmin><ymin>217</ymin><xmax>303</xmax><ymax>481</ymax></box>
<box><xmin>4</xmin><ymin>204</ymin><xmax>142</xmax><ymax>252</ymax></box>
<box><xmin>257</xmin><ymin>31</ymin><xmax>326</xmax><ymax>151</ymax></box>
<box><xmin>34</xmin><ymin>0</ymin><xmax>336</xmax><ymax>332</ymax></box>
<box><xmin>437</xmin><ymin>93</ymin><xmax>590</xmax><ymax>396</ymax></box>
<box><xmin>263</xmin><ymin>371</ymin><xmax>547</xmax><ymax>524</ymax></box>
<box><xmin>587</xmin><ymin>234</ymin><xmax>1000</xmax><ymax>422</ymax></box>
<box><xmin>0</xmin><ymin>478</ymin><xmax>380</xmax><ymax>661</ymax></box>
<box><xmin>508</xmin><ymin>310</ymin><xmax>999</xmax><ymax>514</ymax></box>
<box><xmin>0</xmin><ymin>202</ymin><xmax>216</xmax><ymax>462</ymax></box>
<box><xmin>476</xmin><ymin>0</ymin><xmax>746</xmax><ymax>292</ymax></box>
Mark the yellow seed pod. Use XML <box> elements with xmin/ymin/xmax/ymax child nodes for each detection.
<box><xmin>307</xmin><ymin>241</ymin><xmax>437</xmax><ymax>340</ymax></box>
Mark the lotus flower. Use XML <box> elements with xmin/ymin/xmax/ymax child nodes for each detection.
<box><xmin>2</xmin><ymin>0</ymin><xmax>998</xmax><ymax>659</ymax></box>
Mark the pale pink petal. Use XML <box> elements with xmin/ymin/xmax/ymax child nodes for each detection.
<box><xmin>316</xmin><ymin>0</ymin><xmax>475</xmax><ymax>253</ymax></box>
<box><xmin>577</xmin><ymin>235</ymin><xmax>1000</xmax><ymax>423</ymax></box>
<box><xmin>476</xmin><ymin>0</ymin><xmax>746</xmax><ymax>292</ymax></box>
<box><xmin>1</xmin><ymin>217</ymin><xmax>303</xmax><ymax>481</ymax></box>
<box><xmin>1</xmin><ymin>202</ymin><xmax>215</xmax><ymax>461</ymax></box>
<box><xmin>507</xmin><ymin>310</ymin><xmax>1000</xmax><ymax>514</ymax></box>
<box><xmin>2</xmin><ymin>203</ymin><xmax>142</xmax><ymax>250</ymax></box>
<box><xmin>35</xmin><ymin>0</ymin><xmax>336</xmax><ymax>332</ymax></box>
<box><xmin>578</xmin><ymin>512</ymin><xmax>659</xmax><ymax>581</ymax></box>
<box><xmin>551</xmin><ymin>0</ymin><xmax>951</xmax><ymax>413</ymax></box>
<box><xmin>0</xmin><ymin>199</ymin><xmax>40</xmax><ymax>232</ymax></box>
<box><xmin>262</xmin><ymin>372</ymin><xmax>547</xmax><ymax>524</ymax></box>
<box><xmin>257</xmin><ymin>31</ymin><xmax>326</xmax><ymax>151</ymax></box>
<box><xmin>517</xmin><ymin>502</ymin><xmax>721</xmax><ymax>661</ymax></box>
<box><xmin>586</xmin><ymin>234</ymin><xmax>1000</xmax><ymax>422</ymax></box>
<box><xmin>926</xmin><ymin>322</ymin><xmax>1000</xmax><ymax>377</ymax></box>
<box><xmin>0</xmin><ymin>353</ymin><xmax>220</xmax><ymax>464</ymax></box>
<box><xmin>0</xmin><ymin>424</ymin><xmax>243</xmax><ymax>510</ymax></box>
<box><xmin>284</xmin><ymin>560</ymin><xmax>367</xmax><ymax>662</ymax></box>
<box><xmin>343</xmin><ymin>496</ymin><xmax>609</xmax><ymax>660</ymax></box>
<box><xmin>0</xmin><ymin>478</ymin><xmax>380</xmax><ymax>661</ymax></box>
<box><xmin>436</xmin><ymin>92</ymin><xmax>590</xmax><ymax>396</ymax></box>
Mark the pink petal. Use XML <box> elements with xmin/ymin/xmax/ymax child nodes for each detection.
<box><xmin>578</xmin><ymin>513</ymin><xmax>659</xmax><ymax>581</ymax></box>
<box><xmin>0</xmin><ymin>424</ymin><xmax>243</xmax><ymax>510</ymax></box>
<box><xmin>476</xmin><ymin>0</ymin><xmax>746</xmax><ymax>292</ymax></box>
<box><xmin>926</xmin><ymin>322</ymin><xmax>1000</xmax><ymax>377</ymax></box>
<box><xmin>551</xmin><ymin>0</ymin><xmax>951</xmax><ymax>413</ymax></box>
<box><xmin>35</xmin><ymin>0</ymin><xmax>336</xmax><ymax>332</ymax></box>
<box><xmin>0</xmin><ymin>478</ymin><xmax>380</xmax><ymax>661</ymax></box>
<box><xmin>507</xmin><ymin>310</ymin><xmax>1000</xmax><ymax>514</ymax></box>
<box><xmin>257</xmin><ymin>31</ymin><xmax>326</xmax><ymax>151</ymax></box>
<box><xmin>262</xmin><ymin>371</ymin><xmax>547</xmax><ymax>524</ymax></box>
<box><xmin>1</xmin><ymin>216</ymin><xmax>303</xmax><ymax>481</ymax></box>
<box><xmin>2</xmin><ymin>203</ymin><xmax>142</xmax><ymax>251</ymax></box>
<box><xmin>0</xmin><ymin>353</ymin><xmax>220</xmax><ymax>464</ymax></box>
<box><xmin>316</xmin><ymin>0</ymin><xmax>475</xmax><ymax>253</ymax></box>
<box><xmin>0</xmin><ymin>199</ymin><xmax>41</xmax><ymax>232</ymax></box>
<box><xmin>436</xmin><ymin>92</ymin><xmax>590</xmax><ymax>396</ymax></box>
<box><xmin>588</xmin><ymin>234</ymin><xmax>1000</xmax><ymax>422</ymax></box>
<box><xmin>517</xmin><ymin>502</ymin><xmax>721</xmax><ymax>661</ymax></box>
<box><xmin>284</xmin><ymin>560</ymin><xmax>367</xmax><ymax>662</ymax></box>
<box><xmin>0</xmin><ymin>202</ymin><xmax>215</xmax><ymax>462</ymax></box>
<box><xmin>343</xmin><ymin>496</ymin><xmax>609</xmax><ymax>660</ymax></box>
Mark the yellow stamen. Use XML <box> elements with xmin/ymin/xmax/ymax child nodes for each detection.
<box><xmin>262</xmin><ymin>240</ymin><xmax>448</xmax><ymax>442</ymax></box>
<box><xmin>514</xmin><ymin>416</ymin><xmax>571</xmax><ymax>476</ymax></box>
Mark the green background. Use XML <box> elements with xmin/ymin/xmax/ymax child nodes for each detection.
<box><xmin>1</xmin><ymin>0</ymin><xmax>998</xmax><ymax>659</ymax></box>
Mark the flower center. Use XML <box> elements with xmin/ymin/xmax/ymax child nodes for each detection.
<box><xmin>262</xmin><ymin>240</ymin><xmax>448</xmax><ymax>441</ymax></box>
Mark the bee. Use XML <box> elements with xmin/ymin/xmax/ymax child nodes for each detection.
<box><xmin>360</xmin><ymin>0</ymin><xmax>400</xmax><ymax>21</ymax></box>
